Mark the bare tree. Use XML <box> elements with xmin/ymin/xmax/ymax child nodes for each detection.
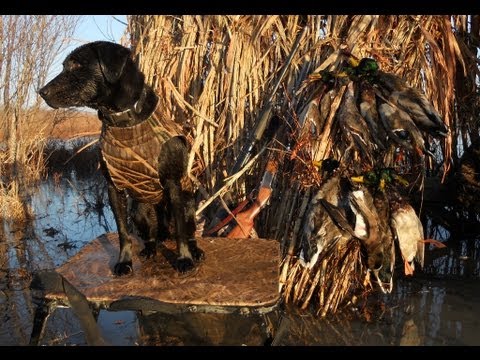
<box><xmin>0</xmin><ymin>15</ymin><xmax>80</xmax><ymax>181</ymax></box>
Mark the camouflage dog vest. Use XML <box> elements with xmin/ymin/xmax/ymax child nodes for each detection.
<box><xmin>100</xmin><ymin>117</ymin><xmax>178</xmax><ymax>204</ymax></box>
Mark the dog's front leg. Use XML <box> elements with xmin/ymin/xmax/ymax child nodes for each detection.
<box><xmin>164</xmin><ymin>179</ymin><xmax>203</xmax><ymax>272</ymax></box>
<box><xmin>133</xmin><ymin>201</ymin><xmax>159</xmax><ymax>259</ymax></box>
<box><xmin>107</xmin><ymin>183</ymin><xmax>133</xmax><ymax>275</ymax></box>
<box><xmin>159</xmin><ymin>137</ymin><xmax>204</xmax><ymax>272</ymax></box>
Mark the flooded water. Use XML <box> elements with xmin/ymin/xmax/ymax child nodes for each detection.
<box><xmin>1</xmin><ymin>140</ymin><xmax>480</xmax><ymax>346</ymax></box>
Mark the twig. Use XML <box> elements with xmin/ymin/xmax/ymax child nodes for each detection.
<box><xmin>195</xmin><ymin>147</ymin><xmax>265</xmax><ymax>216</ymax></box>
<box><xmin>63</xmin><ymin>138</ymin><xmax>99</xmax><ymax>165</ymax></box>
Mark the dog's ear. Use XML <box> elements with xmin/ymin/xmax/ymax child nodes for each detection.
<box><xmin>95</xmin><ymin>42</ymin><xmax>131</xmax><ymax>84</ymax></box>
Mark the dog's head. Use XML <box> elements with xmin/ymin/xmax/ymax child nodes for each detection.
<box><xmin>39</xmin><ymin>41</ymin><xmax>144</xmax><ymax>110</ymax></box>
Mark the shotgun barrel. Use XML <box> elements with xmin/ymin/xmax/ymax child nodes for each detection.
<box><xmin>230</xmin><ymin>25</ymin><xmax>307</xmax><ymax>175</ymax></box>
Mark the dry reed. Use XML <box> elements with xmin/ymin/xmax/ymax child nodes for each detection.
<box><xmin>127</xmin><ymin>15</ymin><xmax>478</xmax><ymax>316</ymax></box>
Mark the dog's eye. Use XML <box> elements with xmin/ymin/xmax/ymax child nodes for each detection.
<box><xmin>68</xmin><ymin>61</ymin><xmax>82</xmax><ymax>71</ymax></box>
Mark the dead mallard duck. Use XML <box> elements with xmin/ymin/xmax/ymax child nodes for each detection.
<box><xmin>349</xmin><ymin>188</ymin><xmax>385</xmax><ymax>268</ymax></box>
<box><xmin>349</xmin><ymin>175</ymin><xmax>396</xmax><ymax>293</ymax></box>
<box><xmin>377</xmin><ymin>102</ymin><xmax>434</xmax><ymax>157</ymax></box>
<box><xmin>355</xmin><ymin>79</ymin><xmax>388</xmax><ymax>151</ymax></box>
<box><xmin>300</xmin><ymin>174</ymin><xmax>353</xmax><ymax>269</ymax></box>
<box><xmin>354</xmin><ymin>58</ymin><xmax>449</xmax><ymax>138</ymax></box>
<box><xmin>337</xmin><ymin>82</ymin><xmax>377</xmax><ymax>164</ymax></box>
<box><xmin>351</xmin><ymin>168</ymin><xmax>424</xmax><ymax>276</ymax></box>
<box><xmin>390</xmin><ymin>195</ymin><xmax>425</xmax><ymax>276</ymax></box>
<box><xmin>349</xmin><ymin>167</ymin><xmax>415</xmax><ymax>290</ymax></box>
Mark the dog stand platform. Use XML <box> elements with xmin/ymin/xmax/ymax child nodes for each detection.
<box><xmin>29</xmin><ymin>233</ymin><xmax>280</xmax><ymax>345</ymax></box>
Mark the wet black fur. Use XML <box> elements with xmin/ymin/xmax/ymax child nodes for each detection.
<box><xmin>39</xmin><ymin>41</ymin><xmax>204</xmax><ymax>275</ymax></box>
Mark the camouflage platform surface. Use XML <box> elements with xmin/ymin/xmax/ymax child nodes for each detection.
<box><xmin>47</xmin><ymin>233</ymin><xmax>280</xmax><ymax>313</ymax></box>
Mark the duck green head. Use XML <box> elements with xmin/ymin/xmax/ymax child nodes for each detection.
<box><xmin>309</xmin><ymin>70</ymin><xmax>336</xmax><ymax>86</ymax></box>
<box><xmin>378</xmin><ymin>168</ymin><xmax>395</xmax><ymax>190</ymax></box>
<box><xmin>351</xmin><ymin>167</ymin><xmax>408</xmax><ymax>191</ymax></box>
<box><xmin>364</xmin><ymin>169</ymin><xmax>380</xmax><ymax>186</ymax></box>
<box><xmin>312</xmin><ymin>158</ymin><xmax>340</xmax><ymax>174</ymax></box>
<box><xmin>350</xmin><ymin>170</ymin><xmax>379</xmax><ymax>188</ymax></box>
<box><xmin>340</xmin><ymin>57</ymin><xmax>378</xmax><ymax>82</ymax></box>
<box><xmin>319</xmin><ymin>70</ymin><xmax>334</xmax><ymax>82</ymax></box>
<box><xmin>319</xmin><ymin>70</ymin><xmax>338</xmax><ymax>89</ymax></box>
<box><xmin>355</xmin><ymin>58</ymin><xmax>379</xmax><ymax>80</ymax></box>
<box><xmin>378</xmin><ymin>168</ymin><xmax>409</xmax><ymax>188</ymax></box>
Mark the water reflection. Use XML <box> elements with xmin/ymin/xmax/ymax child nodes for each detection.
<box><xmin>137</xmin><ymin>312</ymin><xmax>273</xmax><ymax>346</ymax></box>
<box><xmin>1</xmin><ymin>142</ymin><xmax>480</xmax><ymax>345</ymax></box>
<box><xmin>30</xmin><ymin>171</ymin><xmax>114</xmax><ymax>268</ymax></box>
<box><xmin>0</xmin><ymin>141</ymin><xmax>116</xmax><ymax>345</ymax></box>
<box><xmin>272</xmin><ymin>276</ymin><xmax>480</xmax><ymax>346</ymax></box>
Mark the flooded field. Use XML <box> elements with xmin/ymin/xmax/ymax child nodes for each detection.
<box><xmin>1</xmin><ymin>139</ymin><xmax>480</xmax><ymax>346</ymax></box>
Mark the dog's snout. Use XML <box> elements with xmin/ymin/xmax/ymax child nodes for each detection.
<box><xmin>38</xmin><ymin>86</ymin><xmax>50</xmax><ymax>99</ymax></box>
<box><xmin>38</xmin><ymin>84</ymin><xmax>61</xmax><ymax>109</ymax></box>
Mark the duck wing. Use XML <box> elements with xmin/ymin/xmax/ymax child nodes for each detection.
<box><xmin>393</xmin><ymin>88</ymin><xmax>448</xmax><ymax>137</ymax></box>
<box><xmin>378</xmin><ymin>102</ymin><xmax>432</xmax><ymax>156</ymax></box>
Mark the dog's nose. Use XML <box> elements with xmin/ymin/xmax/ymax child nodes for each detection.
<box><xmin>38</xmin><ymin>87</ymin><xmax>49</xmax><ymax>99</ymax></box>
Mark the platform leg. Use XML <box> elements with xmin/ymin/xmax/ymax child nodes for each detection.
<box><xmin>29</xmin><ymin>299</ymin><xmax>54</xmax><ymax>346</ymax></box>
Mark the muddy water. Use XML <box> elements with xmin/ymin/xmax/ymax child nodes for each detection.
<box><xmin>1</xmin><ymin>141</ymin><xmax>480</xmax><ymax>346</ymax></box>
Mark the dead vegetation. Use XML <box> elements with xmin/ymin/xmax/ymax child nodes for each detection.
<box><xmin>126</xmin><ymin>15</ymin><xmax>479</xmax><ymax>316</ymax></box>
<box><xmin>0</xmin><ymin>15</ymin><xmax>81</xmax><ymax>222</ymax></box>
<box><xmin>45</xmin><ymin>110</ymin><xmax>101</xmax><ymax>140</ymax></box>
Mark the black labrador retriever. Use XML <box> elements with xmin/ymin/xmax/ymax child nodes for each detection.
<box><xmin>39</xmin><ymin>41</ymin><xmax>204</xmax><ymax>275</ymax></box>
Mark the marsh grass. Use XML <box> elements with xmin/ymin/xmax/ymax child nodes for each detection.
<box><xmin>0</xmin><ymin>178</ymin><xmax>32</xmax><ymax>222</ymax></box>
<box><xmin>0</xmin><ymin>108</ymin><xmax>100</xmax><ymax>223</ymax></box>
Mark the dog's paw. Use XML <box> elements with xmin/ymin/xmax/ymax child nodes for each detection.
<box><xmin>175</xmin><ymin>257</ymin><xmax>195</xmax><ymax>273</ymax></box>
<box><xmin>189</xmin><ymin>243</ymin><xmax>205</xmax><ymax>262</ymax></box>
<box><xmin>139</xmin><ymin>242</ymin><xmax>157</xmax><ymax>259</ymax></box>
<box><xmin>114</xmin><ymin>261</ymin><xmax>133</xmax><ymax>276</ymax></box>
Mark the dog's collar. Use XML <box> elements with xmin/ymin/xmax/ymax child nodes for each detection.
<box><xmin>100</xmin><ymin>86</ymin><xmax>156</xmax><ymax>127</ymax></box>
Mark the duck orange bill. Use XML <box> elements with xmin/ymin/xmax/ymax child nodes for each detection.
<box><xmin>404</xmin><ymin>260</ymin><xmax>415</xmax><ymax>276</ymax></box>
<box><xmin>350</xmin><ymin>175</ymin><xmax>364</xmax><ymax>183</ymax></box>
<box><xmin>420</xmin><ymin>239</ymin><xmax>447</xmax><ymax>248</ymax></box>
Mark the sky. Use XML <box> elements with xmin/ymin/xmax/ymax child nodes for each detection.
<box><xmin>74</xmin><ymin>15</ymin><xmax>127</xmax><ymax>45</ymax></box>
<box><xmin>48</xmin><ymin>15</ymin><xmax>127</xmax><ymax>79</ymax></box>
